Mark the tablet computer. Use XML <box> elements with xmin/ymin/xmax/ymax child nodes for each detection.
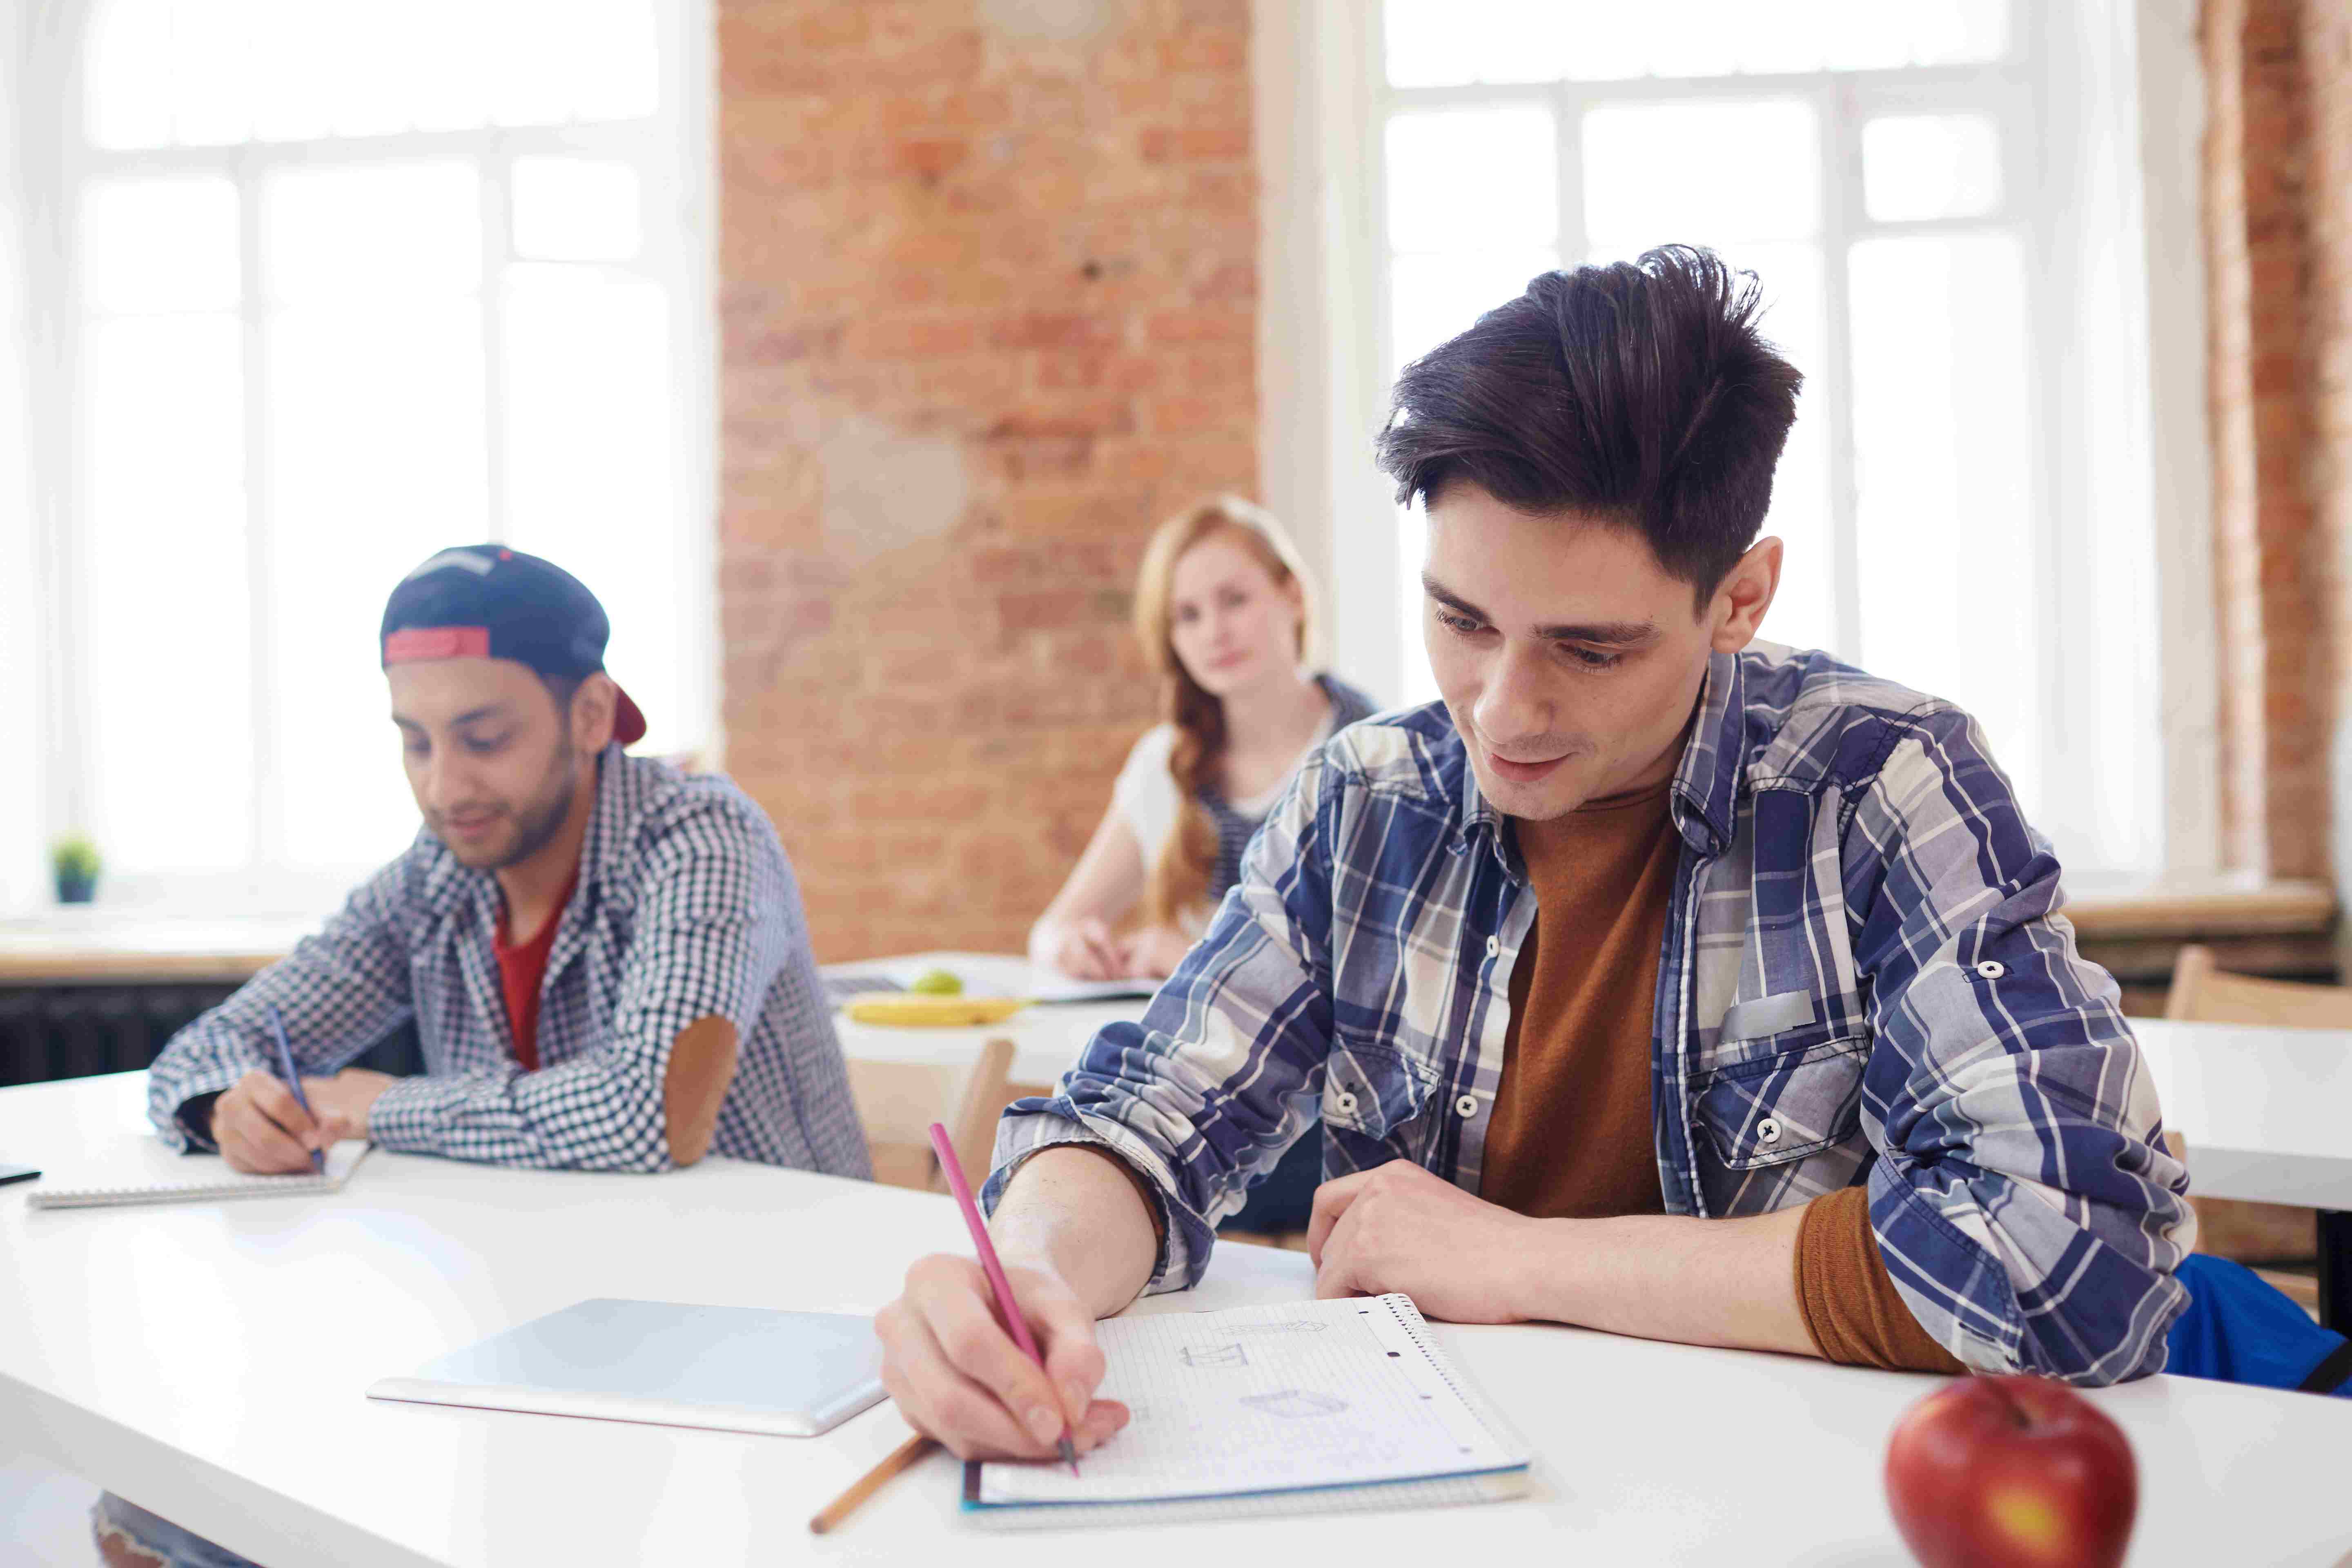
<box><xmin>368</xmin><ymin>1298</ymin><xmax>886</xmax><ymax>1438</ymax></box>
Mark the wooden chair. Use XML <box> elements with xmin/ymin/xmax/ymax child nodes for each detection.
<box><xmin>846</xmin><ymin>1039</ymin><xmax>1018</xmax><ymax>1194</ymax></box>
<box><xmin>2161</xmin><ymin>945</ymin><xmax>2349</xmax><ymax>1275</ymax></box>
<box><xmin>2166</xmin><ymin>945</ymin><xmax>2352</xmax><ymax>1031</ymax></box>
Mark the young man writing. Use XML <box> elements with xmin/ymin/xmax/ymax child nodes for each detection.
<box><xmin>141</xmin><ymin>546</ymin><xmax>869</xmax><ymax>1179</ymax></box>
<box><xmin>108</xmin><ymin>549</ymin><xmax>869</xmax><ymax>1568</ymax></box>
<box><xmin>874</xmin><ymin>246</ymin><xmax>2193</xmax><ymax>1462</ymax></box>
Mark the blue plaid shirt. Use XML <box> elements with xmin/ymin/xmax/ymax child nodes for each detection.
<box><xmin>147</xmin><ymin>747</ymin><xmax>871</xmax><ymax>1178</ymax></box>
<box><xmin>991</xmin><ymin>643</ymin><xmax>2194</xmax><ymax>1385</ymax></box>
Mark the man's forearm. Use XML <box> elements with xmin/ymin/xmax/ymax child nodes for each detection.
<box><xmin>988</xmin><ymin>1145</ymin><xmax>1160</xmax><ymax>1319</ymax></box>
<box><xmin>1518</xmin><ymin>1205</ymin><xmax>1816</xmax><ymax>1357</ymax></box>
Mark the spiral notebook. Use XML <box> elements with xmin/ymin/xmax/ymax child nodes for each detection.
<box><xmin>27</xmin><ymin>1140</ymin><xmax>371</xmax><ymax>1209</ymax></box>
<box><xmin>963</xmin><ymin>1293</ymin><xmax>1531</xmax><ymax>1530</ymax></box>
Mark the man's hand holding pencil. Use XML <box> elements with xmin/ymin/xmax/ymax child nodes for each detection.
<box><xmin>874</xmin><ymin>1253</ymin><xmax>1131</xmax><ymax>1461</ymax></box>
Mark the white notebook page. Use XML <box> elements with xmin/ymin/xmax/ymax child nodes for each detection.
<box><xmin>29</xmin><ymin>1139</ymin><xmax>370</xmax><ymax>1207</ymax></box>
<box><xmin>975</xmin><ymin>1294</ymin><xmax>1523</xmax><ymax>1506</ymax></box>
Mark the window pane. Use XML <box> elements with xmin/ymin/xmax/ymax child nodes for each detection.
<box><xmin>83</xmin><ymin>314</ymin><xmax>253</xmax><ymax>872</ymax></box>
<box><xmin>326</xmin><ymin>1</ymin><xmax>432</xmax><ymax>139</ymax></box>
<box><xmin>94</xmin><ymin>0</ymin><xmax>660</xmax><ymax>147</ymax></box>
<box><xmin>1724</xmin><ymin>0</ymin><xmax>1835</xmax><ymax>75</ymax></box>
<box><xmin>566</xmin><ymin>0</ymin><xmax>662</xmax><ymax>122</ymax></box>
<box><xmin>1387</xmin><ymin>107</ymin><xmax>1558</xmax><ymax>254</ymax></box>
<box><xmin>1909</xmin><ymin>0</ymin><xmax>2008</xmax><ymax>67</ymax></box>
<box><xmin>1383</xmin><ymin>0</ymin><xmax>1581</xmax><ymax>87</ymax></box>
<box><xmin>1722</xmin><ymin>243</ymin><xmax>1835</xmax><ymax>657</ymax></box>
<box><xmin>266</xmin><ymin>301</ymin><xmax>488</xmax><ymax>867</ymax></box>
<box><xmin>481</xmin><ymin>0</ymin><xmax>658</xmax><ymax>127</ymax></box>
<box><xmin>262</xmin><ymin>163</ymin><xmax>481</xmax><ymax>303</ymax></box>
<box><xmin>403</xmin><ymin>0</ymin><xmax>497</xmax><ymax>132</ymax></box>
<box><xmin>1820</xmin><ymin>0</ymin><xmax>1914</xmax><ymax>71</ymax></box>
<box><xmin>246</xmin><ymin>0</ymin><xmax>334</xmax><ymax>141</ymax></box>
<box><xmin>512</xmin><ymin>158</ymin><xmax>643</xmax><ymax>262</ymax></box>
<box><xmin>1390</xmin><ymin>250</ymin><xmax>1559</xmax><ymax>375</ymax></box>
<box><xmin>1864</xmin><ymin>114</ymin><xmax>2002</xmax><ymax>222</ymax></box>
<box><xmin>502</xmin><ymin>266</ymin><xmax>683</xmax><ymax>750</ymax></box>
<box><xmin>171</xmin><ymin>0</ymin><xmax>258</xmax><ymax>145</ymax></box>
<box><xmin>1381</xmin><ymin>0</ymin><xmax>1999</xmax><ymax>84</ymax></box>
<box><xmin>484</xmin><ymin>0</ymin><xmax>577</xmax><ymax>127</ymax></box>
<box><xmin>1644</xmin><ymin>0</ymin><xmax>1746</xmax><ymax>79</ymax></box>
<box><xmin>1583</xmin><ymin>100</ymin><xmax>1820</xmax><ymax>249</ymax></box>
<box><xmin>1849</xmin><ymin>233</ymin><xmax>2039</xmax><ymax>812</ymax></box>
<box><xmin>80</xmin><ymin>177</ymin><xmax>240</xmax><ymax>315</ymax></box>
<box><xmin>83</xmin><ymin>0</ymin><xmax>175</xmax><ymax>149</ymax></box>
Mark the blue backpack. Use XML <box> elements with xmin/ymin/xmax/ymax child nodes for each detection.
<box><xmin>2165</xmin><ymin>1255</ymin><xmax>2352</xmax><ymax>1396</ymax></box>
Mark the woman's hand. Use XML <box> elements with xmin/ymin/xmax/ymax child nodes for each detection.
<box><xmin>1044</xmin><ymin>917</ymin><xmax>1123</xmax><ymax>980</ymax></box>
<box><xmin>1116</xmin><ymin>925</ymin><xmax>1194</xmax><ymax>980</ymax></box>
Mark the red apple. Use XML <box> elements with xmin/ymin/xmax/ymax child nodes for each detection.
<box><xmin>1884</xmin><ymin>1374</ymin><xmax>2138</xmax><ymax>1568</ymax></box>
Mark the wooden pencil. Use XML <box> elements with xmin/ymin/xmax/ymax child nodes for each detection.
<box><xmin>808</xmin><ymin>1433</ymin><xmax>940</xmax><ymax>1535</ymax></box>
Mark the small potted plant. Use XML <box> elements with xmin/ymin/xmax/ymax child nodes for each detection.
<box><xmin>51</xmin><ymin>834</ymin><xmax>101</xmax><ymax>904</ymax></box>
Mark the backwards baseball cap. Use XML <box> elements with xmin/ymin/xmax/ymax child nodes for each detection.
<box><xmin>381</xmin><ymin>545</ymin><xmax>647</xmax><ymax>746</ymax></box>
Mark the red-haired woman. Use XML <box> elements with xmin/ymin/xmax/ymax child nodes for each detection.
<box><xmin>1028</xmin><ymin>497</ymin><xmax>1377</xmax><ymax>1232</ymax></box>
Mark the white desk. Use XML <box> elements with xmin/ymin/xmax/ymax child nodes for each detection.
<box><xmin>824</xmin><ymin>950</ymin><xmax>1143</xmax><ymax>1089</ymax></box>
<box><xmin>4</xmin><ymin>1073</ymin><xmax>2349</xmax><ymax>1568</ymax></box>
<box><xmin>2134</xmin><ymin>1018</ymin><xmax>2352</xmax><ymax>1329</ymax></box>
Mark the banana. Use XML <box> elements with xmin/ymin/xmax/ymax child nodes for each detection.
<box><xmin>841</xmin><ymin>994</ymin><xmax>1029</xmax><ymax>1027</ymax></box>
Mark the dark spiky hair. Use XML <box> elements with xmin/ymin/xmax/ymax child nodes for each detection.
<box><xmin>1376</xmin><ymin>244</ymin><xmax>1802</xmax><ymax>602</ymax></box>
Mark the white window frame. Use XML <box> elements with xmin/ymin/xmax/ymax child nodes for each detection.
<box><xmin>1260</xmin><ymin>0</ymin><xmax>2217</xmax><ymax>882</ymax></box>
<box><xmin>13</xmin><ymin>0</ymin><xmax>718</xmax><ymax>917</ymax></box>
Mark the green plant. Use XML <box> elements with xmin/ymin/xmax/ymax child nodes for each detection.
<box><xmin>51</xmin><ymin>835</ymin><xmax>101</xmax><ymax>882</ymax></box>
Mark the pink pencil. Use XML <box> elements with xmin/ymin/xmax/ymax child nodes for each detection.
<box><xmin>927</xmin><ymin>1121</ymin><xmax>1080</xmax><ymax>1476</ymax></box>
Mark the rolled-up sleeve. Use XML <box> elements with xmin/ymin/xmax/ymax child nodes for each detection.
<box><xmin>986</xmin><ymin>747</ymin><xmax>1344</xmax><ymax>1293</ymax></box>
<box><xmin>1848</xmin><ymin>709</ymin><xmax>2194</xmax><ymax>1384</ymax></box>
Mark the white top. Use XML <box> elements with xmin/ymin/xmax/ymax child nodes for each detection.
<box><xmin>4</xmin><ymin>1070</ymin><xmax>2349</xmax><ymax>1568</ymax></box>
<box><xmin>1114</xmin><ymin>725</ymin><xmax>1284</xmax><ymax>871</ymax></box>
<box><xmin>1113</xmin><ymin>707</ymin><xmax>1342</xmax><ymax>882</ymax></box>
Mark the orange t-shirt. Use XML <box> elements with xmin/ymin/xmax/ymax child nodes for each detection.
<box><xmin>1478</xmin><ymin>784</ymin><xmax>1961</xmax><ymax>1374</ymax></box>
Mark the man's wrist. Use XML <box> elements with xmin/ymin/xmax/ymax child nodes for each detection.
<box><xmin>1508</xmin><ymin>1214</ymin><xmax>1599</xmax><ymax>1323</ymax></box>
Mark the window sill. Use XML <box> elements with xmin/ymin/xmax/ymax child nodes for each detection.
<box><xmin>0</xmin><ymin>910</ymin><xmax>310</xmax><ymax>987</ymax></box>
<box><xmin>2065</xmin><ymin>878</ymin><xmax>2336</xmax><ymax>940</ymax></box>
<box><xmin>2067</xmin><ymin>878</ymin><xmax>2339</xmax><ymax>1005</ymax></box>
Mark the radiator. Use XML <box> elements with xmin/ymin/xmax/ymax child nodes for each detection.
<box><xmin>0</xmin><ymin>985</ymin><xmax>423</xmax><ymax>1089</ymax></box>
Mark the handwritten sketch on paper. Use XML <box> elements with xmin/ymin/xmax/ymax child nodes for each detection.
<box><xmin>1241</xmin><ymin>1388</ymin><xmax>1348</xmax><ymax>1419</ymax></box>
<box><xmin>976</xmin><ymin>1296</ymin><xmax>1523</xmax><ymax>1508</ymax></box>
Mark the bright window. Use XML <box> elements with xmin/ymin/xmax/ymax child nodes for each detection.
<box><xmin>29</xmin><ymin>0</ymin><xmax>711</xmax><ymax>907</ymax></box>
<box><xmin>1376</xmin><ymin>0</ymin><xmax>2162</xmax><ymax>875</ymax></box>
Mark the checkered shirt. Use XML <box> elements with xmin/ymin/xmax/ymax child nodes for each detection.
<box><xmin>990</xmin><ymin>642</ymin><xmax>2194</xmax><ymax>1385</ymax></box>
<box><xmin>147</xmin><ymin>747</ymin><xmax>871</xmax><ymax>1177</ymax></box>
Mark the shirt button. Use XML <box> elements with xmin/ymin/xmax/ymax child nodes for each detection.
<box><xmin>1757</xmin><ymin>1118</ymin><xmax>1782</xmax><ymax>1145</ymax></box>
<box><xmin>1334</xmin><ymin>1090</ymin><xmax>1359</xmax><ymax>1114</ymax></box>
<box><xmin>1975</xmin><ymin>960</ymin><xmax>2006</xmax><ymax>980</ymax></box>
<box><xmin>1454</xmin><ymin>1093</ymin><xmax>1478</xmax><ymax>1118</ymax></box>
<box><xmin>1485</xmin><ymin>936</ymin><xmax>1501</xmax><ymax>959</ymax></box>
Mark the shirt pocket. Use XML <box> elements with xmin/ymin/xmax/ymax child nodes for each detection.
<box><xmin>1691</xmin><ymin>1023</ymin><xmax>1868</xmax><ymax>1169</ymax></box>
<box><xmin>1322</xmin><ymin>1031</ymin><xmax>1441</xmax><ymax>1140</ymax></box>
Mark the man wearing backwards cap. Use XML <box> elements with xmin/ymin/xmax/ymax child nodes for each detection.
<box><xmin>140</xmin><ymin>545</ymin><xmax>870</xmax><ymax>1180</ymax></box>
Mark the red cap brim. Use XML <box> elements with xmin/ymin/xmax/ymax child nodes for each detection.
<box><xmin>613</xmin><ymin>683</ymin><xmax>648</xmax><ymax>746</ymax></box>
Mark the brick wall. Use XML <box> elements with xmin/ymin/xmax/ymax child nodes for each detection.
<box><xmin>2201</xmin><ymin>0</ymin><xmax>2352</xmax><ymax>882</ymax></box>
<box><xmin>715</xmin><ymin>0</ymin><xmax>1257</xmax><ymax>961</ymax></box>
<box><xmin>2310</xmin><ymin>8</ymin><xmax>2352</xmax><ymax>910</ymax></box>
